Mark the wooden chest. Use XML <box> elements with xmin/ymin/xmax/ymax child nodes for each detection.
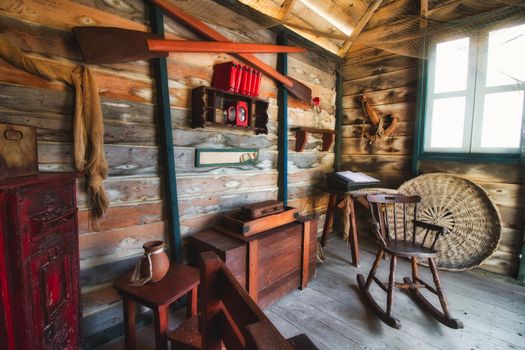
<box><xmin>189</xmin><ymin>220</ymin><xmax>317</xmax><ymax>308</ymax></box>
<box><xmin>0</xmin><ymin>173</ymin><xmax>80</xmax><ymax>350</ymax></box>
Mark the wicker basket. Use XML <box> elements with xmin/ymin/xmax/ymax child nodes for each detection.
<box><xmin>398</xmin><ymin>173</ymin><xmax>501</xmax><ymax>271</ymax></box>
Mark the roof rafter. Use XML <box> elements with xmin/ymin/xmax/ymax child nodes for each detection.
<box><xmin>338</xmin><ymin>0</ymin><xmax>384</xmax><ymax>56</ymax></box>
<box><xmin>300</xmin><ymin>0</ymin><xmax>356</xmax><ymax>36</ymax></box>
<box><xmin>277</xmin><ymin>0</ymin><xmax>298</xmax><ymax>21</ymax></box>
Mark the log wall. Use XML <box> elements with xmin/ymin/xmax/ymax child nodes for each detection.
<box><xmin>342</xmin><ymin>0</ymin><xmax>524</xmax><ymax>277</ymax></box>
<box><xmin>0</xmin><ymin>0</ymin><xmax>337</xmax><ymax>345</ymax></box>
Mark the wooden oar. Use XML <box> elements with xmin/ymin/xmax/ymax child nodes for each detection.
<box><xmin>147</xmin><ymin>39</ymin><xmax>305</xmax><ymax>53</ymax></box>
<box><xmin>149</xmin><ymin>0</ymin><xmax>312</xmax><ymax>103</ymax></box>
<box><xmin>72</xmin><ymin>27</ymin><xmax>305</xmax><ymax>64</ymax></box>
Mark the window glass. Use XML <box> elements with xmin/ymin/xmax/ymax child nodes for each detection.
<box><xmin>434</xmin><ymin>38</ymin><xmax>470</xmax><ymax>93</ymax></box>
<box><xmin>486</xmin><ymin>23</ymin><xmax>525</xmax><ymax>87</ymax></box>
<box><xmin>430</xmin><ymin>97</ymin><xmax>466</xmax><ymax>148</ymax></box>
<box><xmin>424</xmin><ymin>22</ymin><xmax>524</xmax><ymax>155</ymax></box>
<box><xmin>480</xmin><ymin>91</ymin><xmax>524</xmax><ymax>148</ymax></box>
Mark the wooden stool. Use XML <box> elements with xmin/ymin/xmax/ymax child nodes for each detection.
<box><xmin>320</xmin><ymin>187</ymin><xmax>365</xmax><ymax>267</ymax></box>
<box><xmin>113</xmin><ymin>264</ymin><xmax>200</xmax><ymax>350</ymax></box>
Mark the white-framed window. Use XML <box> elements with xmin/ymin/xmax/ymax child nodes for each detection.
<box><xmin>423</xmin><ymin>21</ymin><xmax>525</xmax><ymax>155</ymax></box>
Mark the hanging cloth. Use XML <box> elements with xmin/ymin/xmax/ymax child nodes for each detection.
<box><xmin>0</xmin><ymin>34</ymin><xmax>109</xmax><ymax>218</ymax></box>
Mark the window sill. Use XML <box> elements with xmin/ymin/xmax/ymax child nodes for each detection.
<box><xmin>418</xmin><ymin>152</ymin><xmax>522</xmax><ymax>164</ymax></box>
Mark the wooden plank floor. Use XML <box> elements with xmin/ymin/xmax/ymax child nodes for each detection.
<box><xmin>96</xmin><ymin>236</ymin><xmax>525</xmax><ymax>350</ymax></box>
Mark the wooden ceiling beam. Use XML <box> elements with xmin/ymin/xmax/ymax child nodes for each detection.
<box><xmin>338</xmin><ymin>0</ymin><xmax>384</xmax><ymax>57</ymax></box>
<box><xmin>300</xmin><ymin>0</ymin><xmax>356</xmax><ymax>36</ymax></box>
<box><xmin>284</xmin><ymin>22</ymin><xmax>349</xmax><ymax>40</ymax></box>
<box><xmin>277</xmin><ymin>0</ymin><xmax>298</xmax><ymax>21</ymax></box>
<box><xmin>420</xmin><ymin>0</ymin><xmax>428</xmax><ymax>28</ymax></box>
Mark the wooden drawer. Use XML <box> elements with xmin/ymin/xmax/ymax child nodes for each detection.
<box><xmin>16</xmin><ymin>181</ymin><xmax>76</xmax><ymax>234</ymax></box>
<box><xmin>27</xmin><ymin>214</ymin><xmax>77</xmax><ymax>254</ymax></box>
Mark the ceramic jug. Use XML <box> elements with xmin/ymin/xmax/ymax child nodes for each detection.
<box><xmin>130</xmin><ymin>240</ymin><xmax>169</xmax><ymax>286</ymax></box>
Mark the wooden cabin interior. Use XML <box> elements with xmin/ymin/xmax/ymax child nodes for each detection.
<box><xmin>0</xmin><ymin>0</ymin><xmax>524</xmax><ymax>349</ymax></box>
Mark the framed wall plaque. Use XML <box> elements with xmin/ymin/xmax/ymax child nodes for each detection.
<box><xmin>195</xmin><ymin>148</ymin><xmax>259</xmax><ymax>167</ymax></box>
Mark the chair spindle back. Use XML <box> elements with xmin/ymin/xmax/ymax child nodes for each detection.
<box><xmin>366</xmin><ymin>194</ymin><xmax>421</xmax><ymax>247</ymax></box>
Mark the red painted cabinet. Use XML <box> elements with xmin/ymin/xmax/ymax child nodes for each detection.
<box><xmin>0</xmin><ymin>173</ymin><xmax>81</xmax><ymax>350</ymax></box>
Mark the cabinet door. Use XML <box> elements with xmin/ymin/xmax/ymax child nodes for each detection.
<box><xmin>27</xmin><ymin>232</ymin><xmax>79</xmax><ymax>349</ymax></box>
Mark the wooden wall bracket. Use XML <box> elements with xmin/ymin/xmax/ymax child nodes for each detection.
<box><xmin>291</xmin><ymin>127</ymin><xmax>336</xmax><ymax>152</ymax></box>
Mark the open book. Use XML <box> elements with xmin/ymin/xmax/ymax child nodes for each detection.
<box><xmin>335</xmin><ymin>171</ymin><xmax>380</xmax><ymax>183</ymax></box>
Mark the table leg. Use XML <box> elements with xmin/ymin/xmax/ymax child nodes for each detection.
<box><xmin>123</xmin><ymin>298</ymin><xmax>137</xmax><ymax>350</ymax></box>
<box><xmin>247</xmin><ymin>240</ymin><xmax>259</xmax><ymax>302</ymax></box>
<box><xmin>348</xmin><ymin>197</ymin><xmax>360</xmax><ymax>267</ymax></box>
<box><xmin>300</xmin><ymin>220</ymin><xmax>311</xmax><ymax>290</ymax></box>
<box><xmin>186</xmin><ymin>286</ymin><xmax>198</xmax><ymax>318</ymax></box>
<box><xmin>321</xmin><ymin>193</ymin><xmax>337</xmax><ymax>247</ymax></box>
<box><xmin>154</xmin><ymin>304</ymin><xmax>169</xmax><ymax>350</ymax></box>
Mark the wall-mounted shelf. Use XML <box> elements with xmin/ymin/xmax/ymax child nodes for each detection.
<box><xmin>291</xmin><ymin>127</ymin><xmax>336</xmax><ymax>152</ymax></box>
<box><xmin>192</xmin><ymin>86</ymin><xmax>269</xmax><ymax>134</ymax></box>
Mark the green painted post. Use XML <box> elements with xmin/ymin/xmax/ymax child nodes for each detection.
<box><xmin>412</xmin><ymin>56</ymin><xmax>427</xmax><ymax>177</ymax></box>
<box><xmin>277</xmin><ymin>34</ymin><xmax>288</xmax><ymax>206</ymax></box>
<box><xmin>519</xmin><ymin>146</ymin><xmax>525</xmax><ymax>283</ymax></box>
<box><xmin>150</xmin><ymin>5</ymin><xmax>182</xmax><ymax>263</ymax></box>
<box><xmin>334</xmin><ymin>59</ymin><xmax>343</xmax><ymax>172</ymax></box>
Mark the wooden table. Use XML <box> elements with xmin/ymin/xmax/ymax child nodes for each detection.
<box><xmin>320</xmin><ymin>186</ymin><xmax>389</xmax><ymax>267</ymax></box>
<box><xmin>113</xmin><ymin>264</ymin><xmax>199</xmax><ymax>350</ymax></box>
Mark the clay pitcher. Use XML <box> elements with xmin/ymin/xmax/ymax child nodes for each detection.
<box><xmin>140</xmin><ymin>240</ymin><xmax>169</xmax><ymax>282</ymax></box>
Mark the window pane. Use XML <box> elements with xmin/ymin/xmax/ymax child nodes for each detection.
<box><xmin>430</xmin><ymin>97</ymin><xmax>466</xmax><ymax>148</ymax></box>
<box><xmin>434</xmin><ymin>38</ymin><xmax>470</xmax><ymax>93</ymax></box>
<box><xmin>480</xmin><ymin>91</ymin><xmax>524</xmax><ymax>148</ymax></box>
<box><xmin>486</xmin><ymin>23</ymin><xmax>525</xmax><ymax>87</ymax></box>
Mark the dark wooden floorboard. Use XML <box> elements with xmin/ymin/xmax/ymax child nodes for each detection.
<box><xmin>95</xmin><ymin>236</ymin><xmax>525</xmax><ymax>350</ymax></box>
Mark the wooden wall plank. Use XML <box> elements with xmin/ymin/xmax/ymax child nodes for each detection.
<box><xmin>79</xmin><ymin>221</ymin><xmax>166</xmax><ymax>268</ymax></box>
<box><xmin>419</xmin><ymin>161</ymin><xmax>524</xmax><ymax>185</ymax></box>
<box><xmin>343</xmin><ymin>101</ymin><xmax>416</xmax><ymax>125</ymax></box>
<box><xmin>343</xmin><ymin>85</ymin><xmax>417</xmax><ymax>109</ymax></box>
<box><xmin>0</xmin><ymin>0</ymin><xmax>149</xmax><ymax>33</ymax></box>
<box><xmin>78</xmin><ymin>202</ymin><xmax>163</xmax><ymax>233</ymax></box>
<box><xmin>342</xmin><ymin>136</ymin><xmax>413</xmax><ymax>155</ymax></box>
<box><xmin>343</xmin><ymin>67</ymin><xmax>418</xmax><ymax>95</ymax></box>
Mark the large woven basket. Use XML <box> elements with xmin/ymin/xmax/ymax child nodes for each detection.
<box><xmin>398</xmin><ymin>173</ymin><xmax>501</xmax><ymax>271</ymax></box>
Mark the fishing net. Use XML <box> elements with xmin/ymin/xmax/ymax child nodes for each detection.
<box><xmin>161</xmin><ymin>0</ymin><xmax>525</xmax><ymax>81</ymax></box>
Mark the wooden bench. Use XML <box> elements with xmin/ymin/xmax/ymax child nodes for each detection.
<box><xmin>169</xmin><ymin>252</ymin><xmax>318</xmax><ymax>350</ymax></box>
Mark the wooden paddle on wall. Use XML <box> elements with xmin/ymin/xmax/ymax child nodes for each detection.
<box><xmin>149</xmin><ymin>0</ymin><xmax>312</xmax><ymax>103</ymax></box>
<box><xmin>73</xmin><ymin>27</ymin><xmax>305</xmax><ymax>64</ymax></box>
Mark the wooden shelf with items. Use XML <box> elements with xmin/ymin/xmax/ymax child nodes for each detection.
<box><xmin>290</xmin><ymin>127</ymin><xmax>336</xmax><ymax>152</ymax></box>
<box><xmin>191</xmin><ymin>86</ymin><xmax>269</xmax><ymax>135</ymax></box>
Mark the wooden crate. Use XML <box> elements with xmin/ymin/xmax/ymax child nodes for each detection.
<box><xmin>188</xmin><ymin>220</ymin><xmax>317</xmax><ymax>308</ymax></box>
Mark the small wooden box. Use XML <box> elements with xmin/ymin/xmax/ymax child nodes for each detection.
<box><xmin>219</xmin><ymin>206</ymin><xmax>298</xmax><ymax>236</ymax></box>
<box><xmin>189</xmin><ymin>220</ymin><xmax>317</xmax><ymax>308</ymax></box>
<box><xmin>241</xmin><ymin>200</ymin><xmax>284</xmax><ymax>219</ymax></box>
<box><xmin>0</xmin><ymin>123</ymin><xmax>38</xmax><ymax>180</ymax></box>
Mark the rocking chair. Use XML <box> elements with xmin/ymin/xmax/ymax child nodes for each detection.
<box><xmin>357</xmin><ymin>193</ymin><xmax>463</xmax><ymax>329</ymax></box>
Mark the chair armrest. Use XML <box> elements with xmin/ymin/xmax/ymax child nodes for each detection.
<box><xmin>414</xmin><ymin>220</ymin><xmax>447</xmax><ymax>234</ymax></box>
